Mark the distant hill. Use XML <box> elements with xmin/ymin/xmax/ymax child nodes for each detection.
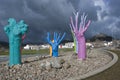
<box><xmin>61</xmin><ymin>40</ymin><xmax>73</xmax><ymax>44</ymax></box>
<box><xmin>24</xmin><ymin>42</ymin><xmax>44</xmax><ymax>45</ymax></box>
<box><xmin>90</xmin><ymin>33</ymin><xmax>113</xmax><ymax>42</ymax></box>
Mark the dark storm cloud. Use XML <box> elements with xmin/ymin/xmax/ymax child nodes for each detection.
<box><xmin>23</xmin><ymin>0</ymin><xmax>75</xmax><ymax>43</ymax></box>
<box><xmin>0</xmin><ymin>0</ymin><xmax>120</xmax><ymax>43</ymax></box>
<box><xmin>0</xmin><ymin>0</ymin><xmax>26</xmax><ymax>42</ymax></box>
<box><xmin>78</xmin><ymin>0</ymin><xmax>99</xmax><ymax>21</ymax></box>
<box><xmin>0</xmin><ymin>0</ymin><xmax>75</xmax><ymax>43</ymax></box>
<box><xmin>106</xmin><ymin>0</ymin><xmax>120</xmax><ymax>17</ymax></box>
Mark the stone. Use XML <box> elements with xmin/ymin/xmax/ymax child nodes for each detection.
<box><xmin>35</xmin><ymin>56</ymin><xmax>39</xmax><ymax>59</ymax></box>
<box><xmin>40</xmin><ymin>63</ymin><xmax>46</xmax><ymax>70</ymax></box>
<box><xmin>5</xmin><ymin>66</ymin><xmax>10</xmax><ymax>70</ymax></box>
<box><xmin>24</xmin><ymin>60</ymin><xmax>29</xmax><ymax>63</ymax></box>
<box><xmin>22</xmin><ymin>63</ymin><xmax>25</xmax><ymax>67</ymax></box>
<box><xmin>60</xmin><ymin>59</ymin><xmax>65</xmax><ymax>64</ymax></box>
<box><xmin>63</xmin><ymin>63</ymin><xmax>71</xmax><ymax>69</ymax></box>
<box><xmin>13</xmin><ymin>70</ymin><xmax>16</xmax><ymax>73</ymax></box>
<box><xmin>71</xmin><ymin>53</ymin><xmax>77</xmax><ymax>59</ymax></box>
<box><xmin>13</xmin><ymin>64</ymin><xmax>21</xmax><ymax>69</ymax></box>
<box><xmin>27</xmin><ymin>57</ymin><xmax>36</xmax><ymax>62</ymax></box>
<box><xmin>45</xmin><ymin>61</ymin><xmax>52</xmax><ymax>70</ymax></box>
<box><xmin>51</xmin><ymin>60</ymin><xmax>62</xmax><ymax>69</ymax></box>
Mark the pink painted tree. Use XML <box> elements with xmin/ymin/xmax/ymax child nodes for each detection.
<box><xmin>70</xmin><ymin>12</ymin><xmax>91</xmax><ymax>60</ymax></box>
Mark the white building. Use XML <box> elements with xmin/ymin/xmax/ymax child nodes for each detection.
<box><xmin>24</xmin><ymin>42</ymin><xmax>95</xmax><ymax>50</ymax></box>
<box><xmin>64</xmin><ymin>42</ymin><xmax>74</xmax><ymax>48</ymax></box>
<box><xmin>40</xmin><ymin>44</ymin><xmax>49</xmax><ymax>49</ymax></box>
<box><xmin>86</xmin><ymin>43</ymin><xmax>94</xmax><ymax>47</ymax></box>
<box><xmin>23</xmin><ymin>44</ymin><xmax>50</xmax><ymax>50</ymax></box>
<box><xmin>58</xmin><ymin>42</ymin><xmax>74</xmax><ymax>48</ymax></box>
<box><xmin>23</xmin><ymin>45</ymin><xmax>30</xmax><ymax>50</ymax></box>
<box><xmin>23</xmin><ymin>45</ymin><xmax>41</xmax><ymax>50</ymax></box>
<box><xmin>104</xmin><ymin>41</ymin><xmax>113</xmax><ymax>47</ymax></box>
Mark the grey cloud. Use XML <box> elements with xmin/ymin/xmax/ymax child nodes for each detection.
<box><xmin>78</xmin><ymin>0</ymin><xmax>99</xmax><ymax>21</ymax></box>
<box><xmin>85</xmin><ymin>0</ymin><xmax>120</xmax><ymax>39</ymax></box>
<box><xmin>0</xmin><ymin>0</ymin><xmax>120</xmax><ymax>44</ymax></box>
<box><xmin>106</xmin><ymin>0</ymin><xmax>120</xmax><ymax>17</ymax></box>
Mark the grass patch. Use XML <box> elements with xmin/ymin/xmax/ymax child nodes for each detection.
<box><xmin>0</xmin><ymin>50</ymin><xmax>9</xmax><ymax>55</ymax></box>
<box><xmin>0</xmin><ymin>48</ymin><xmax>74</xmax><ymax>55</ymax></box>
<box><xmin>21</xmin><ymin>49</ymin><xmax>49</xmax><ymax>55</ymax></box>
<box><xmin>59</xmin><ymin>48</ymin><xmax>74</xmax><ymax>52</ymax></box>
<box><xmin>83</xmin><ymin>49</ymin><xmax>120</xmax><ymax>80</ymax></box>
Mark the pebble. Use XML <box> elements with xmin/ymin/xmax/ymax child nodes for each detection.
<box><xmin>63</xmin><ymin>63</ymin><xmax>71</xmax><ymax>69</ymax></box>
<box><xmin>0</xmin><ymin>49</ymin><xmax>112</xmax><ymax>80</ymax></box>
<box><xmin>45</xmin><ymin>61</ymin><xmax>52</xmax><ymax>70</ymax></box>
<box><xmin>51</xmin><ymin>60</ymin><xmax>62</xmax><ymax>69</ymax></box>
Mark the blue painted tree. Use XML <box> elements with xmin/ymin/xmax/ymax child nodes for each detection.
<box><xmin>47</xmin><ymin>32</ymin><xmax>66</xmax><ymax>57</ymax></box>
<box><xmin>4</xmin><ymin>18</ymin><xmax>28</xmax><ymax>66</ymax></box>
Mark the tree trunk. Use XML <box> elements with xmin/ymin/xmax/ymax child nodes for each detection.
<box><xmin>9</xmin><ymin>36</ymin><xmax>21</xmax><ymax>66</ymax></box>
<box><xmin>52</xmin><ymin>46</ymin><xmax>58</xmax><ymax>57</ymax></box>
<box><xmin>77</xmin><ymin>36</ymin><xmax>86</xmax><ymax>60</ymax></box>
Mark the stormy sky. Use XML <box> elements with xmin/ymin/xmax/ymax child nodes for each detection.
<box><xmin>0</xmin><ymin>0</ymin><xmax>120</xmax><ymax>43</ymax></box>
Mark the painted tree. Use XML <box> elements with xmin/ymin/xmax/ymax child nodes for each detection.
<box><xmin>4</xmin><ymin>18</ymin><xmax>28</xmax><ymax>66</ymax></box>
<box><xmin>71</xmin><ymin>30</ymin><xmax>78</xmax><ymax>53</ymax></box>
<box><xmin>70</xmin><ymin>12</ymin><xmax>91</xmax><ymax>60</ymax></box>
<box><xmin>49</xmin><ymin>40</ymin><xmax>54</xmax><ymax>56</ymax></box>
<box><xmin>21</xmin><ymin>34</ymin><xmax>26</xmax><ymax>53</ymax></box>
<box><xmin>47</xmin><ymin>32</ymin><xmax>66</xmax><ymax>57</ymax></box>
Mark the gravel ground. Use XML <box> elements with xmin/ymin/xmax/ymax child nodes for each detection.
<box><xmin>0</xmin><ymin>49</ymin><xmax>112</xmax><ymax>80</ymax></box>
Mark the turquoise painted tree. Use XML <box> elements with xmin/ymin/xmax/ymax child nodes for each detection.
<box><xmin>4</xmin><ymin>18</ymin><xmax>28</xmax><ymax>66</ymax></box>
